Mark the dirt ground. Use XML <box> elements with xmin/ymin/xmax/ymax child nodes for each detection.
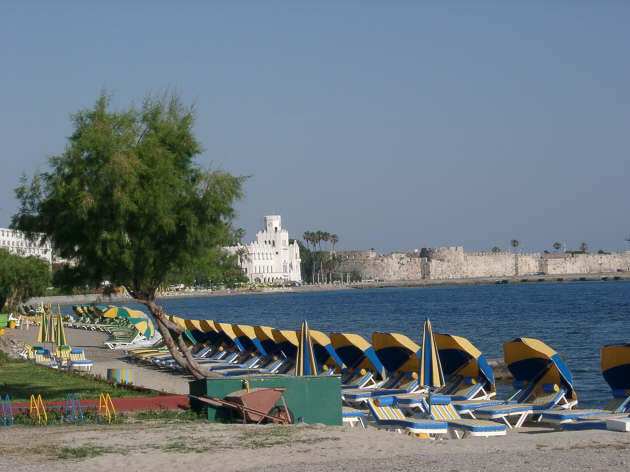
<box><xmin>1</xmin><ymin>421</ymin><xmax>630</xmax><ymax>472</ymax></box>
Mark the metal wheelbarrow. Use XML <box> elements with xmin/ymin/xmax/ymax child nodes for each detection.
<box><xmin>192</xmin><ymin>387</ymin><xmax>292</xmax><ymax>424</ymax></box>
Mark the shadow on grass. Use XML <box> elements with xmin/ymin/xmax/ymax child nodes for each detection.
<box><xmin>0</xmin><ymin>360</ymin><xmax>159</xmax><ymax>402</ymax></box>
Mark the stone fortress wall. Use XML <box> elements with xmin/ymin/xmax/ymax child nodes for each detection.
<box><xmin>334</xmin><ymin>246</ymin><xmax>630</xmax><ymax>281</ymax></box>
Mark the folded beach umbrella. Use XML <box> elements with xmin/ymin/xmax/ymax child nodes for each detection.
<box><xmin>271</xmin><ymin>329</ymin><xmax>299</xmax><ymax>361</ymax></box>
<box><xmin>504</xmin><ymin>337</ymin><xmax>576</xmax><ymax>402</ymax></box>
<box><xmin>434</xmin><ymin>332</ymin><xmax>495</xmax><ymax>392</ymax></box>
<box><xmin>234</xmin><ymin>324</ymin><xmax>267</xmax><ymax>357</ymax></box>
<box><xmin>55</xmin><ymin>312</ymin><xmax>67</xmax><ymax>347</ymax></box>
<box><xmin>37</xmin><ymin>310</ymin><xmax>48</xmax><ymax>343</ymax></box>
<box><xmin>295</xmin><ymin>320</ymin><xmax>318</xmax><ymax>376</ymax></box>
<box><xmin>308</xmin><ymin>330</ymin><xmax>345</xmax><ymax>373</ymax></box>
<box><xmin>372</xmin><ymin>332</ymin><xmax>421</xmax><ymax>375</ymax></box>
<box><xmin>601</xmin><ymin>342</ymin><xmax>630</xmax><ymax>391</ymax></box>
<box><xmin>45</xmin><ymin>309</ymin><xmax>55</xmax><ymax>344</ymax></box>
<box><xmin>419</xmin><ymin>319</ymin><xmax>445</xmax><ymax>389</ymax></box>
<box><xmin>254</xmin><ymin>326</ymin><xmax>282</xmax><ymax>356</ymax></box>
<box><xmin>330</xmin><ymin>332</ymin><xmax>387</xmax><ymax>379</ymax></box>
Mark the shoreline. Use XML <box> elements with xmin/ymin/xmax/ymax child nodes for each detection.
<box><xmin>27</xmin><ymin>271</ymin><xmax>630</xmax><ymax>306</ymax></box>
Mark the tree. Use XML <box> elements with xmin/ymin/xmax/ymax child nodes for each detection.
<box><xmin>579</xmin><ymin>242</ymin><xmax>589</xmax><ymax>253</ymax></box>
<box><xmin>12</xmin><ymin>92</ymin><xmax>244</xmax><ymax>379</ymax></box>
<box><xmin>0</xmin><ymin>249</ymin><xmax>50</xmax><ymax>312</ymax></box>
<box><xmin>490</xmin><ymin>246</ymin><xmax>501</xmax><ymax>253</ymax></box>
<box><xmin>553</xmin><ymin>242</ymin><xmax>562</xmax><ymax>252</ymax></box>
<box><xmin>330</xmin><ymin>234</ymin><xmax>339</xmax><ymax>253</ymax></box>
<box><xmin>510</xmin><ymin>239</ymin><xmax>519</xmax><ymax>251</ymax></box>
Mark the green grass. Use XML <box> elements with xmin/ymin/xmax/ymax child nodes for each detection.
<box><xmin>23</xmin><ymin>444</ymin><xmax>109</xmax><ymax>459</ymax></box>
<box><xmin>0</xmin><ymin>358</ymin><xmax>160</xmax><ymax>402</ymax></box>
<box><xmin>134</xmin><ymin>408</ymin><xmax>204</xmax><ymax>422</ymax></box>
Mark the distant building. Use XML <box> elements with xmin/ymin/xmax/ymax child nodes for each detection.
<box><xmin>0</xmin><ymin>227</ymin><xmax>52</xmax><ymax>264</ymax></box>
<box><xmin>225</xmin><ymin>215</ymin><xmax>301</xmax><ymax>283</ymax></box>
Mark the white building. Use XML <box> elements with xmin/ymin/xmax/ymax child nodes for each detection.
<box><xmin>0</xmin><ymin>228</ymin><xmax>52</xmax><ymax>264</ymax></box>
<box><xmin>225</xmin><ymin>215</ymin><xmax>302</xmax><ymax>283</ymax></box>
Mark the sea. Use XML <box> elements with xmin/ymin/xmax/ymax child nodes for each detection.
<box><xmin>67</xmin><ymin>280</ymin><xmax>630</xmax><ymax>408</ymax></box>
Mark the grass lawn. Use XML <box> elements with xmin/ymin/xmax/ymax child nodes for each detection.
<box><xmin>0</xmin><ymin>355</ymin><xmax>159</xmax><ymax>402</ymax></box>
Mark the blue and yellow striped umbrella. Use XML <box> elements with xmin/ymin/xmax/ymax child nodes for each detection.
<box><xmin>435</xmin><ymin>332</ymin><xmax>495</xmax><ymax>392</ymax></box>
<box><xmin>419</xmin><ymin>319</ymin><xmax>445</xmax><ymax>389</ymax></box>
<box><xmin>254</xmin><ymin>326</ymin><xmax>282</xmax><ymax>356</ymax></box>
<box><xmin>295</xmin><ymin>320</ymin><xmax>317</xmax><ymax>376</ymax></box>
<box><xmin>271</xmin><ymin>329</ymin><xmax>299</xmax><ymax>361</ymax></box>
<box><xmin>308</xmin><ymin>330</ymin><xmax>345</xmax><ymax>373</ymax></box>
<box><xmin>330</xmin><ymin>332</ymin><xmax>387</xmax><ymax>379</ymax></box>
<box><xmin>601</xmin><ymin>342</ymin><xmax>630</xmax><ymax>391</ymax></box>
<box><xmin>372</xmin><ymin>332</ymin><xmax>420</xmax><ymax>374</ymax></box>
<box><xmin>504</xmin><ymin>337</ymin><xmax>576</xmax><ymax>401</ymax></box>
<box><xmin>234</xmin><ymin>324</ymin><xmax>267</xmax><ymax>356</ymax></box>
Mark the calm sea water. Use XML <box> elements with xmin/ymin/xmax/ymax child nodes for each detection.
<box><xmin>69</xmin><ymin>281</ymin><xmax>630</xmax><ymax>408</ymax></box>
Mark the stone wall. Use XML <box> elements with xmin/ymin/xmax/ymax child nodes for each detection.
<box><xmin>335</xmin><ymin>250</ymin><xmax>422</xmax><ymax>280</ymax></box>
<box><xmin>334</xmin><ymin>246</ymin><xmax>630</xmax><ymax>281</ymax></box>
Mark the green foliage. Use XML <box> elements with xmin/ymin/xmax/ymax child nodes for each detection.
<box><xmin>164</xmin><ymin>248</ymin><xmax>247</xmax><ymax>289</ymax></box>
<box><xmin>0</xmin><ymin>249</ymin><xmax>50</xmax><ymax>311</ymax></box>
<box><xmin>134</xmin><ymin>408</ymin><xmax>203</xmax><ymax>422</ymax></box>
<box><xmin>0</xmin><ymin>357</ymin><xmax>159</xmax><ymax>402</ymax></box>
<box><xmin>12</xmin><ymin>92</ymin><xmax>244</xmax><ymax>302</ymax></box>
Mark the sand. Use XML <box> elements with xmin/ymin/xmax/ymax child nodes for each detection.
<box><xmin>2</xmin><ymin>327</ymin><xmax>630</xmax><ymax>471</ymax></box>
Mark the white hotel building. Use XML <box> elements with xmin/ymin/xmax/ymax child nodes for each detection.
<box><xmin>0</xmin><ymin>228</ymin><xmax>53</xmax><ymax>264</ymax></box>
<box><xmin>225</xmin><ymin>215</ymin><xmax>302</xmax><ymax>283</ymax></box>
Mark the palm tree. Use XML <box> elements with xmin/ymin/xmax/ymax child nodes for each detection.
<box><xmin>330</xmin><ymin>234</ymin><xmax>339</xmax><ymax>253</ymax></box>
<box><xmin>553</xmin><ymin>242</ymin><xmax>562</xmax><ymax>252</ymax></box>
<box><xmin>232</xmin><ymin>228</ymin><xmax>246</xmax><ymax>245</ymax></box>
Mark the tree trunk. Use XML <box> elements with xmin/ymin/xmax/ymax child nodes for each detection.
<box><xmin>142</xmin><ymin>298</ymin><xmax>222</xmax><ymax>380</ymax></box>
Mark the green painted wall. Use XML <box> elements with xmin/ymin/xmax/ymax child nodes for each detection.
<box><xmin>189</xmin><ymin>374</ymin><xmax>342</xmax><ymax>425</ymax></box>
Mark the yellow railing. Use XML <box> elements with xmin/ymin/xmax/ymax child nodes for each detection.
<box><xmin>29</xmin><ymin>394</ymin><xmax>47</xmax><ymax>425</ymax></box>
<box><xmin>97</xmin><ymin>393</ymin><xmax>116</xmax><ymax>423</ymax></box>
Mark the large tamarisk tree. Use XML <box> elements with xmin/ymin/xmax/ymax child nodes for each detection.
<box><xmin>12</xmin><ymin>92</ymin><xmax>244</xmax><ymax>379</ymax></box>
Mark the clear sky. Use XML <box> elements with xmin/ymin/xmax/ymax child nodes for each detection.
<box><xmin>1</xmin><ymin>1</ymin><xmax>629</xmax><ymax>253</ymax></box>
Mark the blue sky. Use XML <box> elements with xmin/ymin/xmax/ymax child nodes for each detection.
<box><xmin>1</xmin><ymin>1</ymin><xmax>629</xmax><ymax>253</ymax></box>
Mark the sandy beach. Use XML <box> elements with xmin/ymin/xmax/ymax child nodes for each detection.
<box><xmin>1</xmin><ymin>327</ymin><xmax>630</xmax><ymax>471</ymax></box>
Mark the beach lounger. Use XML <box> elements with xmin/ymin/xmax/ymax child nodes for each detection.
<box><xmin>541</xmin><ymin>342</ymin><xmax>630</xmax><ymax>425</ymax></box>
<box><xmin>393</xmin><ymin>376</ymin><xmax>492</xmax><ymax>410</ymax></box>
<box><xmin>221</xmin><ymin>358</ymin><xmax>291</xmax><ymax>376</ymax></box>
<box><xmin>342</xmin><ymin>407</ymin><xmax>368</xmax><ymax>428</ymax></box>
<box><xmin>540</xmin><ymin>390</ymin><xmax>630</xmax><ymax>425</ymax></box>
<box><xmin>421</xmin><ymin>394</ymin><xmax>507</xmax><ymax>438</ymax></box>
<box><xmin>68</xmin><ymin>349</ymin><xmax>94</xmax><ymax>371</ymax></box>
<box><xmin>367</xmin><ymin>397</ymin><xmax>448</xmax><ymax>437</ymax></box>
<box><xmin>343</xmin><ymin>372</ymin><xmax>421</xmax><ymax>406</ymax></box>
<box><xmin>341</xmin><ymin>369</ymin><xmax>378</xmax><ymax>390</ymax></box>
<box><xmin>34</xmin><ymin>349</ymin><xmax>59</xmax><ymax>369</ymax></box>
<box><xmin>453</xmin><ymin>379</ymin><xmax>536</xmax><ymax>417</ymax></box>
<box><xmin>474</xmin><ymin>383</ymin><xmax>569</xmax><ymax>428</ymax></box>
